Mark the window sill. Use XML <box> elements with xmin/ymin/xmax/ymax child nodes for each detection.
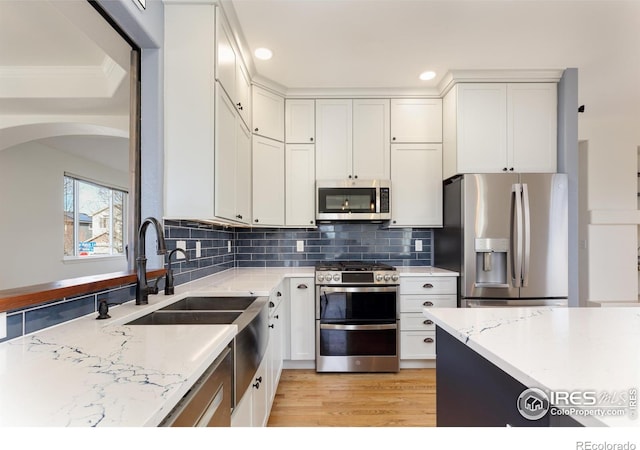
<box><xmin>0</xmin><ymin>269</ymin><xmax>166</xmax><ymax>313</ymax></box>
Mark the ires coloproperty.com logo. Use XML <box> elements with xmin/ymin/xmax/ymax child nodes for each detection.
<box><xmin>517</xmin><ymin>387</ymin><xmax>638</xmax><ymax>421</ymax></box>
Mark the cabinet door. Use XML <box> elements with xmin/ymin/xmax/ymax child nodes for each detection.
<box><xmin>352</xmin><ymin>99</ymin><xmax>390</xmax><ymax>180</ymax></box>
<box><xmin>507</xmin><ymin>83</ymin><xmax>557</xmax><ymax>173</ymax></box>
<box><xmin>390</xmin><ymin>143</ymin><xmax>442</xmax><ymax>227</ymax></box>
<box><xmin>215</xmin><ymin>15</ymin><xmax>236</xmax><ymax>102</ymax></box>
<box><xmin>252</xmin><ymin>136</ymin><xmax>285</xmax><ymax>226</ymax></box>
<box><xmin>235</xmin><ymin>121</ymin><xmax>251</xmax><ymax>224</ymax></box>
<box><xmin>214</xmin><ymin>85</ymin><xmax>237</xmax><ymax>221</ymax></box>
<box><xmin>288</xmin><ymin>278</ymin><xmax>315</xmax><ymax>360</ymax></box>
<box><xmin>251</xmin><ymin>356</ymin><xmax>269</xmax><ymax>427</ymax></box>
<box><xmin>235</xmin><ymin>64</ymin><xmax>251</xmax><ymax>128</ymax></box>
<box><xmin>456</xmin><ymin>84</ymin><xmax>507</xmax><ymax>173</ymax></box>
<box><xmin>252</xmin><ymin>86</ymin><xmax>284</xmax><ymax>142</ymax></box>
<box><xmin>391</xmin><ymin>98</ymin><xmax>442</xmax><ymax>143</ymax></box>
<box><xmin>315</xmin><ymin>99</ymin><xmax>352</xmax><ymax>180</ymax></box>
<box><xmin>231</xmin><ymin>383</ymin><xmax>252</xmax><ymax>427</ymax></box>
<box><xmin>286</xmin><ymin>144</ymin><xmax>316</xmax><ymax>227</ymax></box>
<box><xmin>285</xmin><ymin>99</ymin><xmax>315</xmax><ymax>143</ymax></box>
<box><xmin>268</xmin><ymin>299</ymin><xmax>284</xmax><ymax>405</ymax></box>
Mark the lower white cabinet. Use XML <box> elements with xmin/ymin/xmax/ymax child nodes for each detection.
<box><xmin>231</xmin><ymin>355</ymin><xmax>268</xmax><ymax>427</ymax></box>
<box><xmin>288</xmin><ymin>277</ymin><xmax>315</xmax><ymax>361</ymax></box>
<box><xmin>399</xmin><ymin>276</ymin><xmax>457</xmax><ymax>360</ymax></box>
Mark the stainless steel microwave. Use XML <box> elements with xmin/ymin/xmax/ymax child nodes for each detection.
<box><xmin>316</xmin><ymin>180</ymin><xmax>391</xmax><ymax>221</ymax></box>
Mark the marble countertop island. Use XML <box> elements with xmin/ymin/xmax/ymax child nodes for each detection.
<box><xmin>423</xmin><ymin>306</ymin><xmax>640</xmax><ymax>427</ymax></box>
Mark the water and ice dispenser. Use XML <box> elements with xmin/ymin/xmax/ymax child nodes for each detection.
<box><xmin>474</xmin><ymin>238</ymin><xmax>509</xmax><ymax>287</ymax></box>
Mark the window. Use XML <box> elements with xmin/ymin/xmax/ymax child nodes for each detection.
<box><xmin>64</xmin><ymin>175</ymin><xmax>127</xmax><ymax>257</ymax></box>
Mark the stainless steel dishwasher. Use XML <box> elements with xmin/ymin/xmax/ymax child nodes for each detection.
<box><xmin>160</xmin><ymin>344</ymin><xmax>233</xmax><ymax>427</ymax></box>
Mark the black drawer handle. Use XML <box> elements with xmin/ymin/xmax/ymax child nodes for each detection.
<box><xmin>269</xmin><ymin>301</ymin><xmax>275</xmax><ymax>308</ymax></box>
<box><xmin>423</xmin><ymin>301</ymin><xmax>434</xmax><ymax>307</ymax></box>
<box><xmin>424</xmin><ymin>337</ymin><xmax>434</xmax><ymax>344</ymax></box>
<box><xmin>277</xmin><ymin>291</ymin><xmax>282</xmax><ymax>297</ymax></box>
<box><xmin>269</xmin><ymin>324</ymin><xmax>274</xmax><ymax>329</ymax></box>
<box><xmin>423</xmin><ymin>283</ymin><xmax>434</xmax><ymax>289</ymax></box>
<box><xmin>423</xmin><ymin>319</ymin><xmax>433</xmax><ymax>325</ymax></box>
<box><xmin>297</xmin><ymin>284</ymin><xmax>308</xmax><ymax>289</ymax></box>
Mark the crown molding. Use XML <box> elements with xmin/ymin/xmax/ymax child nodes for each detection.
<box><xmin>438</xmin><ymin>69</ymin><xmax>564</xmax><ymax>97</ymax></box>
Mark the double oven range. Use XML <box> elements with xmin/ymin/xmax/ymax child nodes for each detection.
<box><xmin>315</xmin><ymin>261</ymin><xmax>399</xmax><ymax>373</ymax></box>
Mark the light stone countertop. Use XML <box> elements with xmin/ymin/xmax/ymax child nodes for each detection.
<box><xmin>0</xmin><ymin>266</ymin><xmax>454</xmax><ymax>426</ymax></box>
<box><xmin>423</xmin><ymin>306</ymin><xmax>640</xmax><ymax>427</ymax></box>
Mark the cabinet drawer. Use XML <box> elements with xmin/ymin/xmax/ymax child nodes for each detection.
<box><xmin>400</xmin><ymin>277</ymin><xmax>456</xmax><ymax>295</ymax></box>
<box><xmin>400</xmin><ymin>313</ymin><xmax>435</xmax><ymax>331</ymax></box>
<box><xmin>400</xmin><ymin>295</ymin><xmax>456</xmax><ymax>312</ymax></box>
<box><xmin>400</xmin><ymin>331</ymin><xmax>436</xmax><ymax>359</ymax></box>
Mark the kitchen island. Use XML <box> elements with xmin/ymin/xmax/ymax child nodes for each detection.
<box><xmin>423</xmin><ymin>306</ymin><xmax>640</xmax><ymax>427</ymax></box>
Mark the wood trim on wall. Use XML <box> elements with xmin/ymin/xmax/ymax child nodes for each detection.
<box><xmin>0</xmin><ymin>269</ymin><xmax>166</xmax><ymax>313</ymax></box>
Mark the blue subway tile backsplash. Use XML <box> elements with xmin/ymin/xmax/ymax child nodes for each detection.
<box><xmin>1</xmin><ymin>219</ymin><xmax>434</xmax><ymax>342</ymax></box>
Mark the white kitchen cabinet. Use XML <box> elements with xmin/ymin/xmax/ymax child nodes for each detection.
<box><xmin>390</xmin><ymin>98</ymin><xmax>442</xmax><ymax>143</ymax></box>
<box><xmin>163</xmin><ymin>3</ymin><xmax>215</xmax><ymax>219</ymax></box>
<box><xmin>285</xmin><ymin>99</ymin><xmax>315</xmax><ymax>144</ymax></box>
<box><xmin>231</xmin><ymin>355</ymin><xmax>269</xmax><ymax>427</ymax></box>
<box><xmin>399</xmin><ymin>276</ymin><xmax>456</xmax><ymax>360</ymax></box>
<box><xmin>252</xmin><ymin>135</ymin><xmax>285</xmax><ymax>226</ymax></box>
<box><xmin>288</xmin><ymin>277</ymin><xmax>315</xmax><ymax>361</ymax></box>
<box><xmin>286</xmin><ymin>144</ymin><xmax>316</xmax><ymax>227</ymax></box>
<box><xmin>315</xmin><ymin>99</ymin><xmax>390</xmax><ymax>180</ymax></box>
<box><xmin>352</xmin><ymin>99</ymin><xmax>390</xmax><ymax>180</ymax></box>
<box><xmin>390</xmin><ymin>143</ymin><xmax>442</xmax><ymax>227</ymax></box>
<box><xmin>252</xmin><ymin>85</ymin><xmax>284</xmax><ymax>142</ymax></box>
<box><xmin>268</xmin><ymin>284</ymin><xmax>285</xmax><ymax>406</ymax></box>
<box><xmin>315</xmin><ymin>99</ymin><xmax>352</xmax><ymax>180</ymax></box>
<box><xmin>443</xmin><ymin>83</ymin><xmax>557</xmax><ymax>179</ymax></box>
<box><xmin>216</xmin><ymin>11</ymin><xmax>250</xmax><ymax>127</ymax></box>
<box><xmin>215</xmin><ymin>83</ymin><xmax>251</xmax><ymax>224</ymax></box>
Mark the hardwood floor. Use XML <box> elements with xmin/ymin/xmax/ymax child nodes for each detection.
<box><xmin>267</xmin><ymin>369</ymin><xmax>436</xmax><ymax>427</ymax></box>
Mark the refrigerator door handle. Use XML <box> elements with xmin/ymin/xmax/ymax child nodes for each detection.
<box><xmin>510</xmin><ymin>183</ymin><xmax>523</xmax><ymax>287</ymax></box>
<box><xmin>521</xmin><ymin>183</ymin><xmax>531</xmax><ymax>287</ymax></box>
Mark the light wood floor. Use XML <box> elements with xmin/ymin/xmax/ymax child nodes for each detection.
<box><xmin>267</xmin><ymin>369</ymin><xmax>436</xmax><ymax>427</ymax></box>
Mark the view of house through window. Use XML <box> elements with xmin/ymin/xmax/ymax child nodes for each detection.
<box><xmin>64</xmin><ymin>175</ymin><xmax>127</xmax><ymax>257</ymax></box>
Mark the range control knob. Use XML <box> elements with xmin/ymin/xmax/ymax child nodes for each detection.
<box><xmin>333</xmin><ymin>274</ymin><xmax>340</xmax><ymax>282</ymax></box>
<box><xmin>376</xmin><ymin>273</ymin><xmax>384</xmax><ymax>281</ymax></box>
<box><xmin>317</xmin><ymin>274</ymin><xmax>325</xmax><ymax>282</ymax></box>
<box><xmin>391</xmin><ymin>274</ymin><xmax>399</xmax><ymax>282</ymax></box>
<box><xmin>384</xmin><ymin>274</ymin><xmax>391</xmax><ymax>281</ymax></box>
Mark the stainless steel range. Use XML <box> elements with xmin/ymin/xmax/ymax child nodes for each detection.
<box><xmin>315</xmin><ymin>261</ymin><xmax>399</xmax><ymax>373</ymax></box>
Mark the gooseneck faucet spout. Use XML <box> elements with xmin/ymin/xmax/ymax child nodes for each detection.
<box><xmin>136</xmin><ymin>217</ymin><xmax>167</xmax><ymax>305</ymax></box>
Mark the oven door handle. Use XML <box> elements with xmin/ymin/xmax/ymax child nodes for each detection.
<box><xmin>319</xmin><ymin>286</ymin><xmax>398</xmax><ymax>294</ymax></box>
<box><xmin>319</xmin><ymin>323</ymin><xmax>397</xmax><ymax>331</ymax></box>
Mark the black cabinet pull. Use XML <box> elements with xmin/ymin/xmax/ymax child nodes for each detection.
<box><xmin>253</xmin><ymin>381</ymin><xmax>261</xmax><ymax>389</ymax></box>
<box><xmin>423</xmin><ymin>283</ymin><xmax>434</xmax><ymax>288</ymax></box>
<box><xmin>274</xmin><ymin>315</ymin><xmax>279</xmax><ymax>319</ymax></box>
<box><xmin>310</xmin><ymin>137</ymin><xmax>314</xmax><ymax>142</ymax></box>
<box><xmin>277</xmin><ymin>291</ymin><xmax>282</xmax><ymax>297</ymax></box>
<box><xmin>256</xmin><ymin>376</ymin><xmax>262</xmax><ymax>383</ymax></box>
<box><xmin>297</xmin><ymin>284</ymin><xmax>308</xmax><ymax>289</ymax></box>
<box><xmin>236</xmin><ymin>214</ymin><xmax>242</xmax><ymax>219</ymax></box>
<box><xmin>254</xmin><ymin>219</ymin><xmax>259</xmax><ymax>223</ymax></box>
<box><xmin>503</xmin><ymin>167</ymin><xmax>508</xmax><ymax>172</ymax></box>
<box><xmin>423</xmin><ymin>319</ymin><xmax>433</xmax><ymax>325</ymax></box>
<box><xmin>354</xmin><ymin>175</ymin><xmax>358</xmax><ymax>179</ymax></box>
<box><xmin>269</xmin><ymin>301</ymin><xmax>275</xmax><ymax>308</ymax></box>
<box><xmin>348</xmin><ymin>175</ymin><xmax>352</xmax><ymax>179</ymax></box>
<box><xmin>236</xmin><ymin>102</ymin><xmax>243</xmax><ymax>110</ymax></box>
<box><xmin>424</xmin><ymin>337</ymin><xmax>434</xmax><ymax>344</ymax></box>
<box><xmin>310</xmin><ymin>220</ymin><xmax>314</xmax><ymax>224</ymax></box>
<box><xmin>254</xmin><ymin>127</ymin><xmax>259</xmax><ymax>132</ymax></box>
<box><xmin>509</xmin><ymin>167</ymin><xmax>514</xmax><ymax>171</ymax></box>
<box><xmin>423</xmin><ymin>301</ymin><xmax>434</xmax><ymax>307</ymax></box>
<box><xmin>392</xmin><ymin>137</ymin><xmax>396</xmax><ymax>141</ymax></box>
<box><xmin>269</xmin><ymin>324</ymin><xmax>274</xmax><ymax>329</ymax></box>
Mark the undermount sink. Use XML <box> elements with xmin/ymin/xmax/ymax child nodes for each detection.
<box><xmin>126</xmin><ymin>310</ymin><xmax>243</xmax><ymax>326</ymax></box>
<box><xmin>125</xmin><ymin>296</ymin><xmax>257</xmax><ymax>326</ymax></box>
<box><xmin>159</xmin><ymin>296</ymin><xmax>256</xmax><ymax>311</ymax></box>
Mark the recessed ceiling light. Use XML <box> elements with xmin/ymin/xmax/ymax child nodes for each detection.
<box><xmin>254</xmin><ymin>48</ymin><xmax>273</xmax><ymax>61</ymax></box>
<box><xmin>419</xmin><ymin>71</ymin><xmax>436</xmax><ymax>81</ymax></box>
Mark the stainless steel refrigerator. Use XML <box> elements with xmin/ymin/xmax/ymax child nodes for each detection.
<box><xmin>435</xmin><ymin>173</ymin><xmax>568</xmax><ymax>307</ymax></box>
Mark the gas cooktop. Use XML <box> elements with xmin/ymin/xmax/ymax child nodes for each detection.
<box><xmin>315</xmin><ymin>261</ymin><xmax>397</xmax><ymax>272</ymax></box>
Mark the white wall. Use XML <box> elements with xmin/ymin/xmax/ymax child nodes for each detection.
<box><xmin>0</xmin><ymin>140</ymin><xmax>128</xmax><ymax>290</ymax></box>
<box><xmin>579</xmin><ymin>116</ymin><xmax>640</xmax><ymax>303</ymax></box>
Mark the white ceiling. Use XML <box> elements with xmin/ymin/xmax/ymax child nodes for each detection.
<box><xmin>230</xmin><ymin>0</ymin><xmax>640</xmax><ymax>120</ymax></box>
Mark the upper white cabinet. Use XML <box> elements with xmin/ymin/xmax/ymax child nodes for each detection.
<box><xmin>443</xmin><ymin>83</ymin><xmax>557</xmax><ymax>179</ymax></box>
<box><xmin>390</xmin><ymin>143</ymin><xmax>443</xmax><ymax>227</ymax></box>
<box><xmin>253</xmin><ymin>86</ymin><xmax>285</xmax><ymax>142</ymax></box>
<box><xmin>315</xmin><ymin>99</ymin><xmax>390</xmax><ymax>180</ymax></box>
<box><xmin>286</xmin><ymin>144</ymin><xmax>316</xmax><ymax>227</ymax></box>
<box><xmin>216</xmin><ymin>12</ymin><xmax>250</xmax><ymax>127</ymax></box>
<box><xmin>164</xmin><ymin>3</ymin><xmax>216</xmax><ymax>219</ymax></box>
<box><xmin>215</xmin><ymin>83</ymin><xmax>251</xmax><ymax>224</ymax></box>
<box><xmin>285</xmin><ymin>99</ymin><xmax>315</xmax><ymax>143</ymax></box>
<box><xmin>390</xmin><ymin>98</ymin><xmax>442</xmax><ymax>143</ymax></box>
<box><xmin>252</xmin><ymin>135</ymin><xmax>285</xmax><ymax>226</ymax></box>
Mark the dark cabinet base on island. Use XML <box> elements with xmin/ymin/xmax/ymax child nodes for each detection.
<box><xmin>435</xmin><ymin>326</ymin><xmax>581</xmax><ymax>427</ymax></box>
